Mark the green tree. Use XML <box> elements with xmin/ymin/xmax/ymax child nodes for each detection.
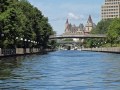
<box><xmin>0</xmin><ymin>8</ymin><xmax>26</xmax><ymax>48</ymax></box>
<box><xmin>107</xmin><ymin>18</ymin><xmax>120</xmax><ymax>46</ymax></box>
<box><xmin>17</xmin><ymin>0</ymin><xmax>54</xmax><ymax>49</ymax></box>
<box><xmin>17</xmin><ymin>0</ymin><xmax>36</xmax><ymax>40</ymax></box>
<box><xmin>91</xmin><ymin>19</ymin><xmax>112</xmax><ymax>34</ymax></box>
<box><xmin>0</xmin><ymin>0</ymin><xmax>54</xmax><ymax>49</ymax></box>
<box><xmin>85</xmin><ymin>19</ymin><xmax>113</xmax><ymax>48</ymax></box>
<box><xmin>0</xmin><ymin>0</ymin><xmax>18</xmax><ymax>13</ymax></box>
<box><xmin>38</xmin><ymin>16</ymin><xmax>53</xmax><ymax>49</ymax></box>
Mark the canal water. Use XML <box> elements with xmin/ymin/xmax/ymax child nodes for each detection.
<box><xmin>0</xmin><ymin>51</ymin><xmax>120</xmax><ymax>90</ymax></box>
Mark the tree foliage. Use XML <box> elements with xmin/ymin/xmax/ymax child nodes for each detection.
<box><xmin>91</xmin><ymin>19</ymin><xmax>112</xmax><ymax>34</ymax></box>
<box><xmin>0</xmin><ymin>0</ymin><xmax>54</xmax><ymax>49</ymax></box>
<box><xmin>84</xmin><ymin>19</ymin><xmax>112</xmax><ymax>48</ymax></box>
<box><xmin>107</xmin><ymin>18</ymin><xmax>120</xmax><ymax>46</ymax></box>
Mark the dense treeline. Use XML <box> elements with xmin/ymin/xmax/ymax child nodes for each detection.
<box><xmin>107</xmin><ymin>18</ymin><xmax>120</xmax><ymax>46</ymax></box>
<box><xmin>91</xmin><ymin>19</ymin><xmax>112</xmax><ymax>34</ymax></box>
<box><xmin>85</xmin><ymin>18</ymin><xmax>120</xmax><ymax>47</ymax></box>
<box><xmin>0</xmin><ymin>0</ymin><xmax>54</xmax><ymax>49</ymax></box>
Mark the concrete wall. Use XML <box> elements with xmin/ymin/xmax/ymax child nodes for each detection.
<box><xmin>82</xmin><ymin>47</ymin><xmax>120</xmax><ymax>53</ymax></box>
<box><xmin>0</xmin><ymin>48</ymin><xmax>41</xmax><ymax>57</ymax></box>
<box><xmin>0</xmin><ymin>48</ymin><xmax>54</xmax><ymax>57</ymax></box>
<box><xmin>16</xmin><ymin>48</ymin><xmax>24</xmax><ymax>54</ymax></box>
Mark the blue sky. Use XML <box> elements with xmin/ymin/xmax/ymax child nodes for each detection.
<box><xmin>28</xmin><ymin>0</ymin><xmax>104</xmax><ymax>35</ymax></box>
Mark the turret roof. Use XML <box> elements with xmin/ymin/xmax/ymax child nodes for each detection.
<box><xmin>66</xmin><ymin>18</ymin><xmax>69</xmax><ymax>24</ymax></box>
<box><xmin>87</xmin><ymin>15</ymin><xmax>93</xmax><ymax>23</ymax></box>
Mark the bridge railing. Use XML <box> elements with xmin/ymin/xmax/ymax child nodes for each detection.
<box><xmin>49</xmin><ymin>34</ymin><xmax>106</xmax><ymax>39</ymax></box>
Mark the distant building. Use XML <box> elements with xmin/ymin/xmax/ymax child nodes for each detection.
<box><xmin>85</xmin><ymin>15</ymin><xmax>96</xmax><ymax>34</ymax></box>
<box><xmin>64</xmin><ymin>18</ymin><xmax>84</xmax><ymax>35</ymax></box>
<box><xmin>101</xmin><ymin>0</ymin><xmax>120</xmax><ymax>20</ymax></box>
<box><xmin>63</xmin><ymin>15</ymin><xmax>95</xmax><ymax>35</ymax></box>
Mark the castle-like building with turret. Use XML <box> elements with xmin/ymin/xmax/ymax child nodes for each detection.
<box><xmin>63</xmin><ymin>15</ymin><xmax>96</xmax><ymax>35</ymax></box>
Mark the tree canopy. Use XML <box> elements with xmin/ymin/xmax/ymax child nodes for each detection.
<box><xmin>0</xmin><ymin>0</ymin><xmax>54</xmax><ymax>49</ymax></box>
<box><xmin>91</xmin><ymin>19</ymin><xmax>112</xmax><ymax>34</ymax></box>
<box><xmin>86</xmin><ymin>18</ymin><xmax>120</xmax><ymax>47</ymax></box>
<box><xmin>107</xmin><ymin>18</ymin><xmax>120</xmax><ymax>46</ymax></box>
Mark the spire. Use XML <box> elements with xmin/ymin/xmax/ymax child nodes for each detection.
<box><xmin>66</xmin><ymin>18</ymin><xmax>69</xmax><ymax>24</ymax></box>
<box><xmin>65</xmin><ymin>18</ymin><xmax>69</xmax><ymax>32</ymax></box>
<box><xmin>87</xmin><ymin>15</ymin><xmax>93</xmax><ymax>23</ymax></box>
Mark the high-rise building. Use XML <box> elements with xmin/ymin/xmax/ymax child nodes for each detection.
<box><xmin>101</xmin><ymin>0</ymin><xmax>120</xmax><ymax>20</ymax></box>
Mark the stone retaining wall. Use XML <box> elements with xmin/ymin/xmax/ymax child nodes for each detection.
<box><xmin>82</xmin><ymin>47</ymin><xmax>120</xmax><ymax>53</ymax></box>
<box><xmin>0</xmin><ymin>48</ymin><xmax>52</xmax><ymax>57</ymax></box>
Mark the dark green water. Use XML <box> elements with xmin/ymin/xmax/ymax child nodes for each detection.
<box><xmin>0</xmin><ymin>51</ymin><xmax>120</xmax><ymax>90</ymax></box>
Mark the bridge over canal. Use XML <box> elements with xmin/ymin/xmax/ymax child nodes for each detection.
<box><xmin>49</xmin><ymin>34</ymin><xmax>106</xmax><ymax>39</ymax></box>
<box><xmin>50</xmin><ymin>34</ymin><xmax>107</xmax><ymax>50</ymax></box>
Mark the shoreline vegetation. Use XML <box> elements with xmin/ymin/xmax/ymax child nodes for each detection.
<box><xmin>0</xmin><ymin>0</ymin><xmax>56</xmax><ymax>52</ymax></box>
<box><xmin>84</xmin><ymin>19</ymin><xmax>120</xmax><ymax>48</ymax></box>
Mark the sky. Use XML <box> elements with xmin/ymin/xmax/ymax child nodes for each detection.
<box><xmin>28</xmin><ymin>0</ymin><xmax>104</xmax><ymax>35</ymax></box>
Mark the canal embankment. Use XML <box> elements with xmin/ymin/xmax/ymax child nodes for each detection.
<box><xmin>81</xmin><ymin>47</ymin><xmax>120</xmax><ymax>54</ymax></box>
<box><xmin>0</xmin><ymin>48</ymin><xmax>54</xmax><ymax>57</ymax></box>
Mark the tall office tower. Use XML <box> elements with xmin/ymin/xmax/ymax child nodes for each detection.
<box><xmin>101</xmin><ymin>0</ymin><xmax>120</xmax><ymax>20</ymax></box>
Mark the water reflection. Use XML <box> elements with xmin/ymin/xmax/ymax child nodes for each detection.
<box><xmin>0</xmin><ymin>56</ymin><xmax>24</xmax><ymax>80</ymax></box>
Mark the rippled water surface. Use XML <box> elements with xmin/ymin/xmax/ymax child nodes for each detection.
<box><xmin>0</xmin><ymin>51</ymin><xmax>120</xmax><ymax>90</ymax></box>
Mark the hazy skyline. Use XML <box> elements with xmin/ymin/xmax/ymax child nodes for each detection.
<box><xmin>28</xmin><ymin>0</ymin><xmax>104</xmax><ymax>34</ymax></box>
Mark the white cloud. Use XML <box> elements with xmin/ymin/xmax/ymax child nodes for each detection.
<box><xmin>79</xmin><ymin>14</ymin><xmax>85</xmax><ymax>20</ymax></box>
<box><xmin>68</xmin><ymin>12</ymin><xmax>80</xmax><ymax>20</ymax></box>
<box><xmin>67</xmin><ymin>12</ymin><xmax>86</xmax><ymax>21</ymax></box>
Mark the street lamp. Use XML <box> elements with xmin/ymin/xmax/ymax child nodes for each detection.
<box><xmin>31</xmin><ymin>41</ymin><xmax>33</xmax><ymax>43</ymax></box>
<box><xmin>14</xmin><ymin>37</ymin><xmax>19</xmax><ymax>48</ymax></box>
<box><xmin>20</xmin><ymin>38</ymin><xmax>23</xmax><ymax>48</ymax></box>
<box><xmin>28</xmin><ymin>40</ymin><xmax>30</xmax><ymax>42</ymax></box>
<box><xmin>16</xmin><ymin>37</ymin><xmax>18</xmax><ymax>40</ymax></box>
<box><xmin>30</xmin><ymin>40</ymin><xmax>34</xmax><ymax>53</ymax></box>
<box><xmin>20</xmin><ymin>38</ymin><xmax>23</xmax><ymax>41</ymax></box>
<box><xmin>0</xmin><ymin>33</ymin><xmax>4</xmax><ymax>48</ymax></box>
<box><xmin>1</xmin><ymin>33</ymin><xmax>4</xmax><ymax>37</ymax></box>
<box><xmin>33</xmin><ymin>41</ymin><xmax>35</xmax><ymax>48</ymax></box>
<box><xmin>24</xmin><ymin>39</ymin><xmax>27</xmax><ymax>42</ymax></box>
<box><xmin>24</xmin><ymin>39</ymin><xmax>27</xmax><ymax>54</ymax></box>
